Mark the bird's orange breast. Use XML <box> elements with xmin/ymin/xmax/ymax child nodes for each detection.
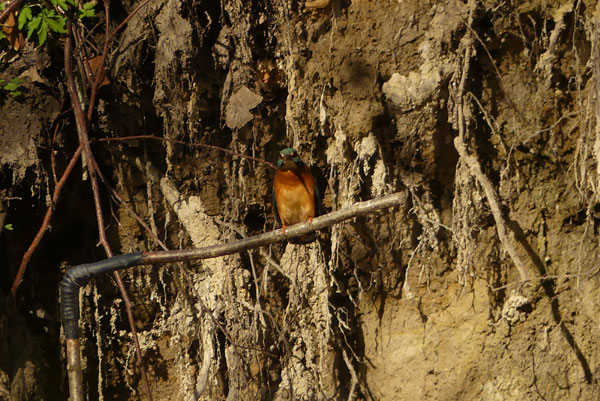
<box><xmin>274</xmin><ymin>165</ymin><xmax>316</xmax><ymax>226</ymax></box>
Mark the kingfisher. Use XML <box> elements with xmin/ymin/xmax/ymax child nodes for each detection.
<box><xmin>273</xmin><ymin>148</ymin><xmax>323</xmax><ymax>244</ymax></box>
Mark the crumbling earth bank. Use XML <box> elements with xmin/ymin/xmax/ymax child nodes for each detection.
<box><xmin>2</xmin><ymin>0</ymin><xmax>600</xmax><ymax>399</ymax></box>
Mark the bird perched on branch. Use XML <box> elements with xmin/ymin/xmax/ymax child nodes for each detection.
<box><xmin>273</xmin><ymin>147</ymin><xmax>323</xmax><ymax>244</ymax></box>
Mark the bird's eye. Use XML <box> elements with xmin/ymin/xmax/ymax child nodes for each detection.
<box><xmin>291</xmin><ymin>152</ymin><xmax>297</xmax><ymax>157</ymax></box>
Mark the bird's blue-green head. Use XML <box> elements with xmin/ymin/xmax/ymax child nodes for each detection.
<box><xmin>277</xmin><ymin>148</ymin><xmax>302</xmax><ymax>169</ymax></box>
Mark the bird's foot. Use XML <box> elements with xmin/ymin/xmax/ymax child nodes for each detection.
<box><xmin>307</xmin><ymin>217</ymin><xmax>313</xmax><ymax>224</ymax></box>
<box><xmin>281</xmin><ymin>225</ymin><xmax>288</xmax><ymax>235</ymax></box>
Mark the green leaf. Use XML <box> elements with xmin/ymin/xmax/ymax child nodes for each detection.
<box><xmin>38</xmin><ymin>20</ymin><xmax>48</xmax><ymax>45</ymax></box>
<box><xmin>0</xmin><ymin>31</ymin><xmax>6</xmax><ymax>41</ymax></box>
<box><xmin>55</xmin><ymin>0</ymin><xmax>70</xmax><ymax>12</ymax></box>
<box><xmin>18</xmin><ymin>5</ymin><xmax>32</xmax><ymax>30</ymax></box>
<box><xmin>27</xmin><ymin>16</ymin><xmax>42</xmax><ymax>39</ymax></box>
<box><xmin>66</xmin><ymin>0</ymin><xmax>78</xmax><ymax>7</ymax></box>
<box><xmin>45</xmin><ymin>14</ymin><xmax>67</xmax><ymax>34</ymax></box>
<box><xmin>4</xmin><ymin>81</ymin><xmax>22</xmax><ymax>92</ymax></box>
<box><xmin>4</xmin><ymin>82</ymin><xmax>18</xmax><ymax>91</ymax></box>
<box><xmin>4</xmin><ymin>224</ymin><xmax>13</xmax><ymax>231</ymax></box>
<box><xmin>49</xmin><ymin>0</ymin><xmax>66</xmax><ymax>10</ymax></box>
<box><xmin>79</xmin><ymin>2</ymin><xmax>95</xmax><ymax>18</ymax></box>
<box><xmin>3</xmin><ymin>78</ymin><xmax>24</xmax><ymax>97</ymax></box>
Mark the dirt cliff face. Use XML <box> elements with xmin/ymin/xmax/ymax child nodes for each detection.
<box><xmin>1</xmin><ymin>0</ymin><xmax>600</xmax><ymax>399</ymax></box>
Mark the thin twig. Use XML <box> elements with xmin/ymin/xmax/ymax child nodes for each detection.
<box><xmin>50</xmin><ymin>123</ymin><xmax>62</xmax><ymax>185</ymax></box>
<box><xmin>109</xmin><ymin>0</ymin><xmax>154</xmax><ymax>41</ymax></box>
<box><xmin>10</xmin><ymin>145</ymin><xmax>83</xmax><ymax>296</ymax></box>
<box><xmin>95</xmin><ymin>134</ymin><xmax>277</xmax><ymax>169</ymax></box>
<box><xmin>86</xmin><ymin>0</ymin><xmax>111</xmax><ymax>121</ymax></box>
<box><xmin>489</xmin><ymin>263</ymin><xmax>600</xmax><ymax>292</ymax></box>
<box><xmin>71</xmin><ymin>24</ymin><xmax>93</xmax><ymax>91</ymax></box>
<box><xmin>466</xmin><ymin>24</ymin><xmax>527</xmax><ymax>125</ymax></box>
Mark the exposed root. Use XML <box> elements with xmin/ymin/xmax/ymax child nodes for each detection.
<box><xmin>452</xmin><ymin>16</ymin><xmax>531</xmax><ymax>285</ymax></box>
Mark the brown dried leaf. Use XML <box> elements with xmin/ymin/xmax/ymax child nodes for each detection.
<box><xmin>19</xmin><ymin>66</ymin><xmax>46</xmax><ymax>85</ymax></box>
<box><xmin>3</xmin><ymin>12</ymin><xmax>25</xmax><ymax>51</ymax></box>
<box><xmin>87</xmin><ymin>55</ymin><xmax>110</xmax><ymax>88</ymax></box>
<box><xmin>225</xmin><ymin>86</ymin><xmax>263</xmax><ymax>130</ymax></box>
<box><xmin>2</xmin><ymin>12</ymin><xmax>16</xmax><ymax>36</ymax></box>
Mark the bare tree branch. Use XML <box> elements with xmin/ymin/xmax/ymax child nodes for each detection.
<box><xmin>96</xmin><ymin>134</ymin><xmax>277</xmax><ymax>169</ymax></box>
<box><xmin>142</xmin><ymin>193</ymin><xmax>404</xmax><ymax>264</ymax></box>
<box><xmin>10</xmin><ymin>145</ymin><xmax>83</xmax><ymax>296</ymax></box>
<box><xmin>64</xmin><ymin>20</ymin><xmax>154</xmax><ymax>400</ymax></box>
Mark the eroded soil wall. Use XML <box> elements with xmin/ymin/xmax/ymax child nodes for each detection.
<box><xmin>2</xmin><ymin>0</ymin><xmax>600</xmax><ymax>399</ymax></box>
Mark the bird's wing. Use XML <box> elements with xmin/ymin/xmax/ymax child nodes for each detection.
<box><xmin>272</xmin><ymin>185</ymin><xmax>281</xmax><ymax>225</ymax></box>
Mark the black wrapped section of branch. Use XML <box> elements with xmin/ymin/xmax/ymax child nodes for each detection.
<box><xmin>59</xmin><ymin>252</ymin><xmax>144</xmax><ymax>339</ymax></box>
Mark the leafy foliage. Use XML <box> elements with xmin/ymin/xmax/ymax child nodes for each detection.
<box><xmin>79</xmin><ymin>2</ymin><xmax>95</xmax><ymax>19</ymax></box>
<box><xmin>0</xmin><ymin>2</ymin><xmax>7</xmax><ymax>41</ymax></box>
<box><xmin>19</xmin><ymin>6</ymin><xmax>65</xmax><ymax>45</ymax></box>
<box><xmin>1</xmin><ymin>0</ymin><xmax>96</xmax><ymax>46</ymax></box>
<box><xmin>0</xmin><ymin>77</ymin><xmax>24</xmax><ymax>97</ymax></box>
